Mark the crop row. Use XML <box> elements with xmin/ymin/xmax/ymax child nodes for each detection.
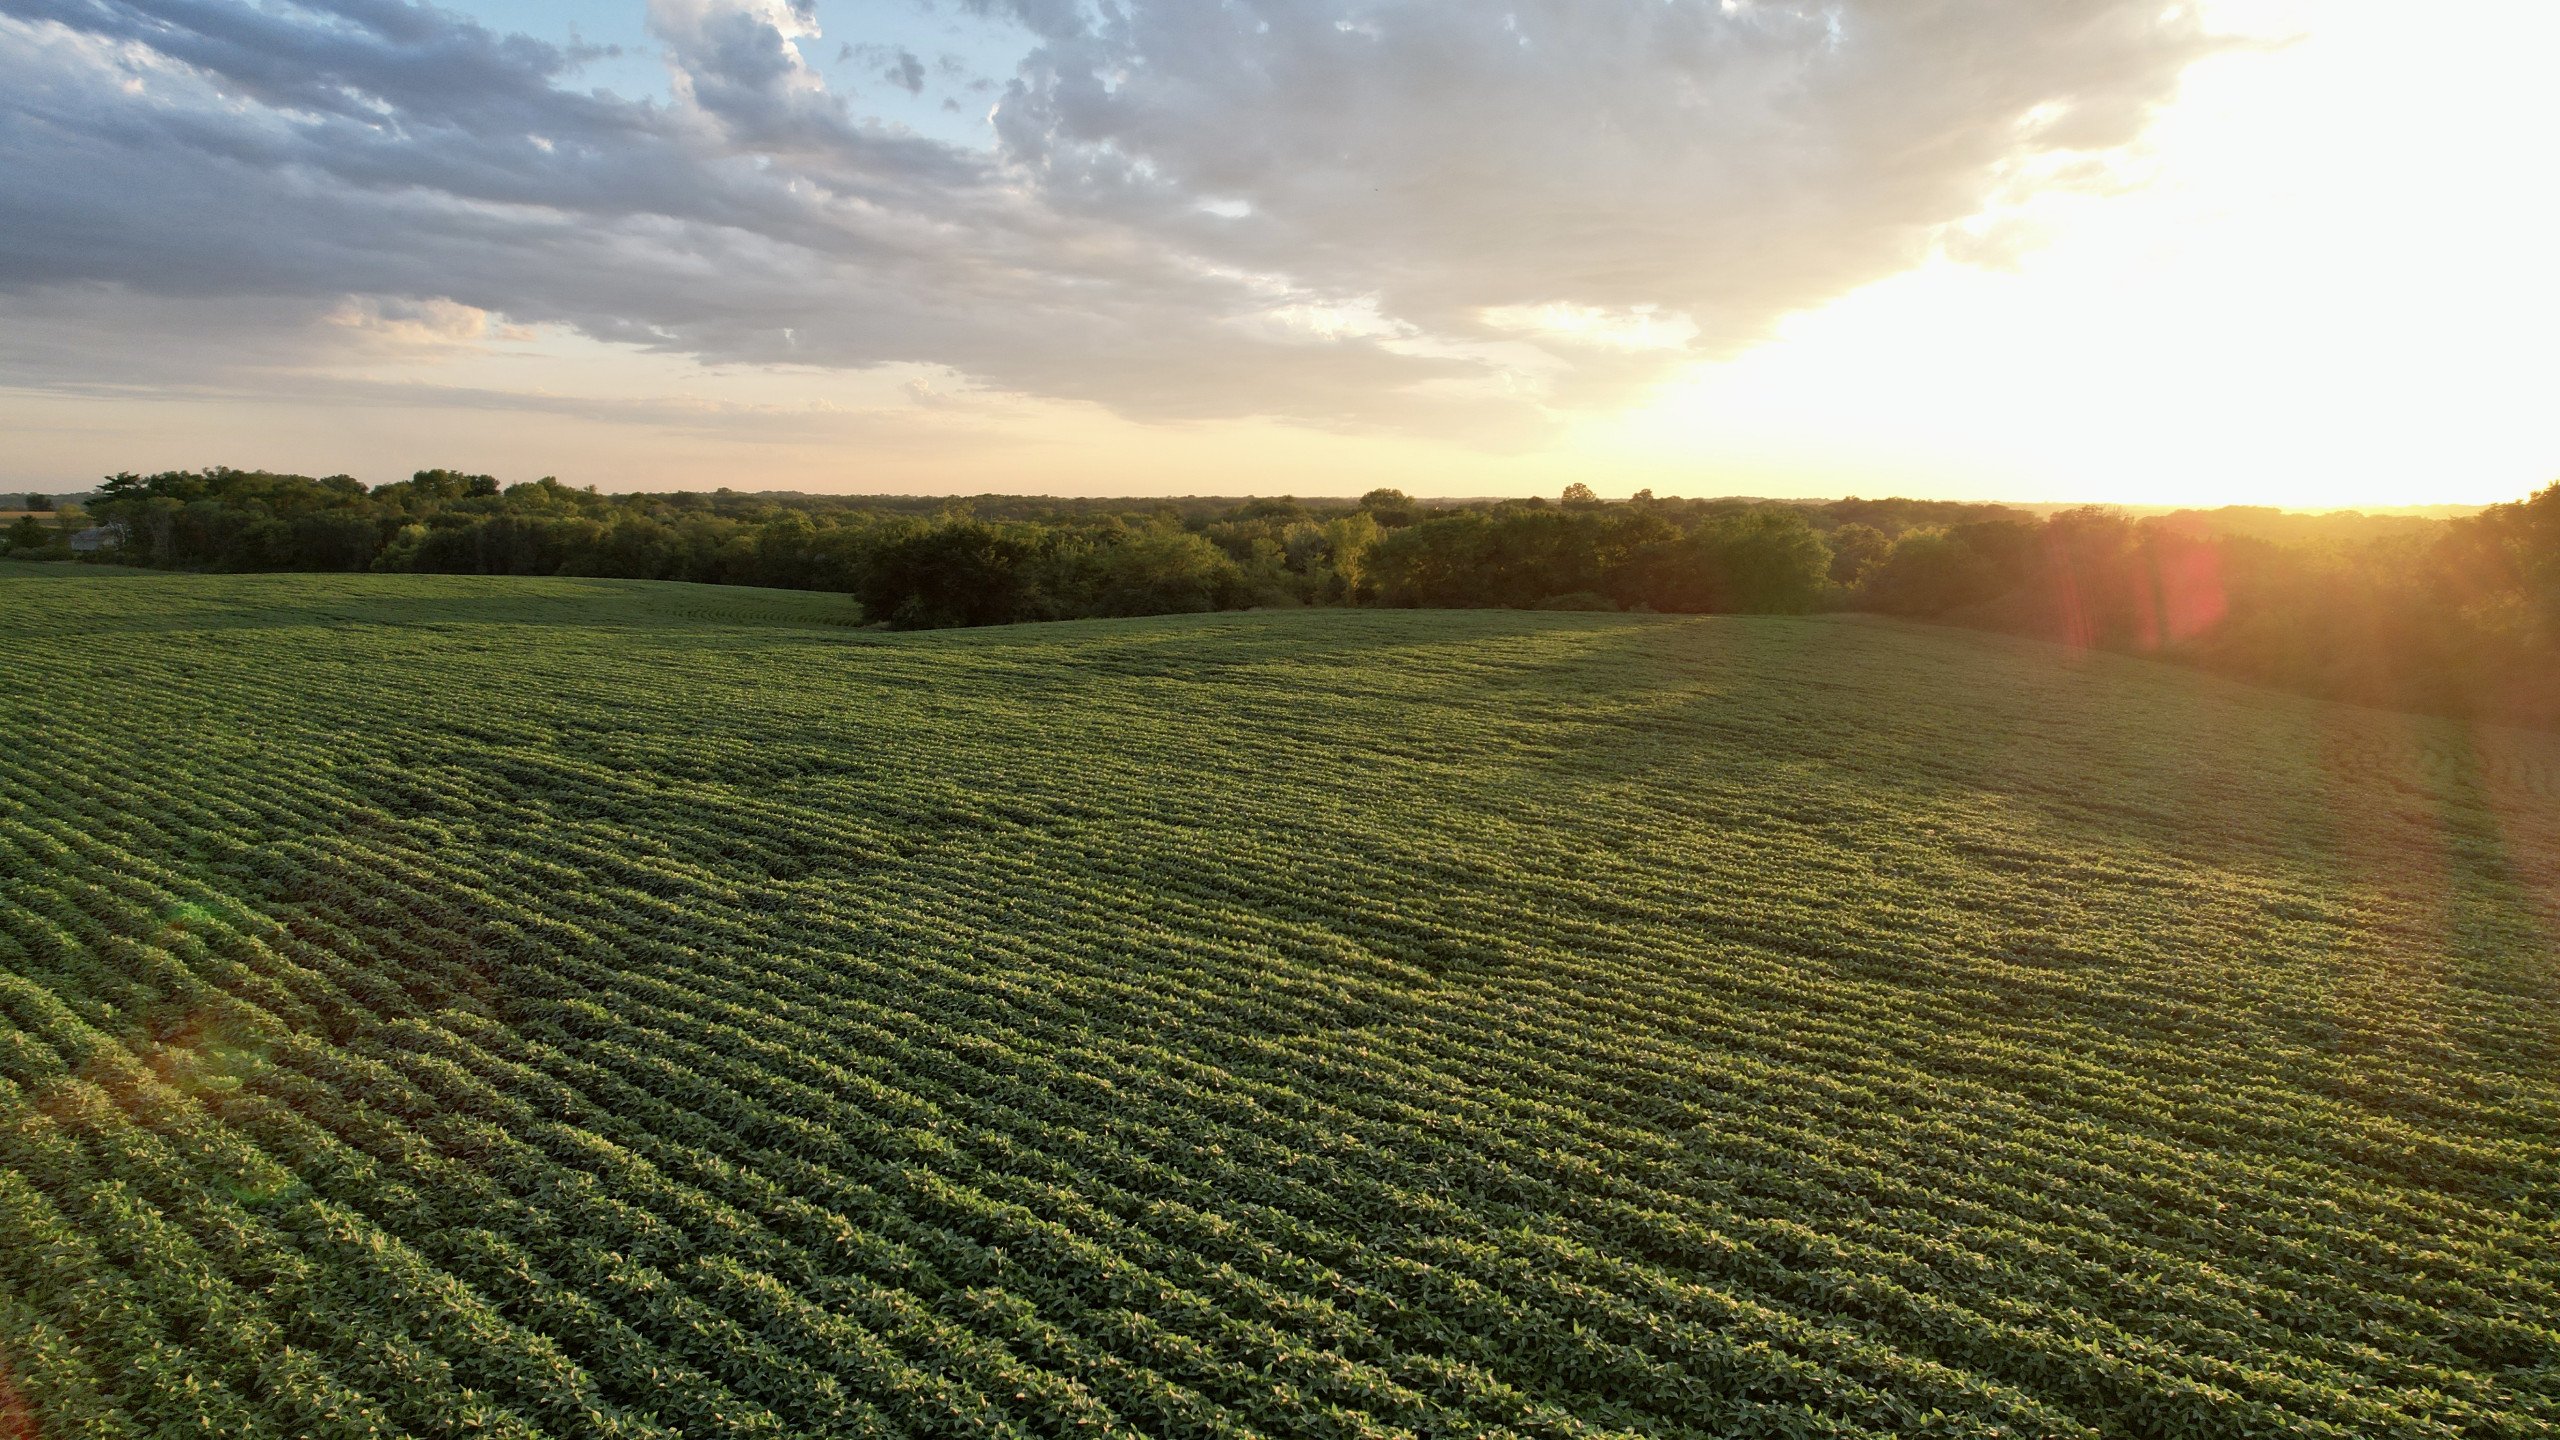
<box><xmin>2</xmin><ymin>573</ymin><xmax>2554</xmax><ymax>1438</ymax></box>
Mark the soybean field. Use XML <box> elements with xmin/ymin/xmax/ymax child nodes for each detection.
<box><xmin>2</xmin><ymin>565</ymin><xmax>2556</xmax><ymax>1440</ymax></box>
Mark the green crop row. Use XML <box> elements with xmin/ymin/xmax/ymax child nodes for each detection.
<box><xmin>2</xmin><ymin>571</ymin><xmax>2554</xmax><ymax>1438</ymax></box>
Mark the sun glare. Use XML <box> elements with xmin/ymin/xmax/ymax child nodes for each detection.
<box><xmin>1597</xmin><ymin>0</ymin><xmax>2560</xmax><ymax>508</ymax></box>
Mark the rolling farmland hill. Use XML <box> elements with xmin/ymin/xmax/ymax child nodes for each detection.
<box><xmin>3</xmin><ymin>566</ymin><xmax>2556</xmax><ymax>1439</ymax></box>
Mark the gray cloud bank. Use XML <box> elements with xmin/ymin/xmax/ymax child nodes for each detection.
<box><xmin>0</xmin><ymin>0</ymin><xmax>2218</xmax><ymax>431</ymax></box>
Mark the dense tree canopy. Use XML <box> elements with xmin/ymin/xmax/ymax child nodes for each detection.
<box><xmin>1847</xmin><ymin>492</ymin><xmax>2560</xmax><ymax>725</ymax></box>
<box><xmin>11</xmin><ymin>466</ymin><xmax>2555</xmax><ymax>726</ymax></box>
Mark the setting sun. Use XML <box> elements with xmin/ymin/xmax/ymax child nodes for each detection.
<box><xmin>1588</xmin><ymin>0</ymin><xmax>2560</xmax><ymax>508</ymax></box>
<box><xmin>6</xmin><ymin>5</ymin><xmax>2559</xmax><ymax>1436</ymax></box>
<box><xmin>4</xmin><ymin>0</ymin><xmax>2550</xmax><ymax>503</ymax></box>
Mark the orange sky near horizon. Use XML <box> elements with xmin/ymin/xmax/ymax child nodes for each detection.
<box><xmin>2</xmin><ymin>0</ymin><xmax>2552</xmax><ymax>508</ymax></box>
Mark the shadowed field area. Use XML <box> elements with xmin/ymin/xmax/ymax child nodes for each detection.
<box><xmin>2</xmin><ymin>569</ymin><xmax>2555</xmax><ymax>1439</ymax></box>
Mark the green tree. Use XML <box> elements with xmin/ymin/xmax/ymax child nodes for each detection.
<box><xmin>1824</xmin><ymin>523</ymin><xmax>1890</xmax><ymax>587</ymax></box>
<box><xmin>1358</xmin><ymin>488</ymin><xmax>1423</xmax><ymax>528</ymax></box>
<box><xmin>1858</xmin><ymin>529</ymin><xmax>2000</xmax><ymax>615</ymax></box>
<box><xmin>856</xmin><ymin>518</ymin><xmax>1047</xmax><ymax>628</ymax></box>
<box><xmin>1322</xmin><ymin>512</ymin><xmax>1382</xmax><ymax>603</ymax></box>
<box><xmin>1065</xmin><ymin>524</ymin><xmax>1250</xmax><ymax>617</ymax></box>
<box><xmin>1675</xmin><ymin>510</ymin><xmax>1833</xmax><ymax>613</ymax></box>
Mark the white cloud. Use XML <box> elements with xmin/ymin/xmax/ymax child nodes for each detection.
<box><xmin>0</xmin><ymin>0</ymin><xmax>2219</xmax><ymax>434</ymax></box>
<box><xmin>1480</xmin><ymin>305</ymin><xmax>1700</xmax><ymax>353</ymax></box>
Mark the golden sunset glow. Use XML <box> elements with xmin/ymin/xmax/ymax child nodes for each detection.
<box><xmin>1591</xmin><ymin>0</ymin><xmax>2560</xmax><ymax>508</ymax></box>
<box><xmin>7</xmin><ymin>5</ymin><xmax>2560</xmax><ymax>1431</ymax></box>
<box><xmin>2</xmin><ymin>0</ymin><xmax>2549</xmax><ymax>504</ymax></box>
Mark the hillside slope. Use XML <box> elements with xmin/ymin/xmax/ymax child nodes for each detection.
<box><xmin>3</xmin><ymin>569</ymin><xmax>2556</xmax><ymax>1439</ymax></box>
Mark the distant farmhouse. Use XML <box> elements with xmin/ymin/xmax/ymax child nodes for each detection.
<box><xmin>68</xmin><ymin>525</ymin><xmax>122</xmax><ymax>554</ymax></box>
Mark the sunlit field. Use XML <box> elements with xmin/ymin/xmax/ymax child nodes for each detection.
<box><xmin>3</xmin><ymin>569</ymin><xmax>2555</xmax><ymax>1438</ymax></box>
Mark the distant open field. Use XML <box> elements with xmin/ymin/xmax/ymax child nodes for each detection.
<box><xmin>3</xmin><ymin>568</ymin><xmax>2555</xmax><ymax>1438</ymax></box>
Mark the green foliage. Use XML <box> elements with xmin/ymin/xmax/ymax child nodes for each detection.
<box><xmin>1856</xmin><ymin>527</ymin><xmax>2005</xmax><ymax>616</ymax></box>
<box><xmin>1824</xmin><ymin>522</ymin><xmax>1891</xmax><ymax>586</ymax></box>
<box><xmin>1853</xmin><ymin>488</ymin><xmax>2560</xmax><ymax>726</ymax></box>
<box><xmin>2</xmin><ymin>571</ymin><xmax>2555</xmax><ymax>1439</ymax></box>
<box><xmin>1048</xmin><ymin>522</ymin><xmax>1252</xmax><ymax>619</ymax></box>
<box><xmin>1368</xmin><ymin>504</ymin><xmax>1831</xmax><ymax>614</ymax></box>
<box><xmin>1357</xmin><ymin>488</ymin><xmax>1423</xmax><ymax>528</ymax></box>
<box><xmin>855</xmin><ymin>517</ymin><xmax>1053</xmax><ymax>628</ymax></box>
<box><xmin>1369</xmin><ymin>505</ymin><xmax>1671</xmax><ymax>606</ymax></box>
<box><xmin>1631</xmin><ymin>509</ymin><xmax>1835</xmax><ymax>614</ymax></box>
<box><xmin>69</xmin><ymin>467</ymin><xmax>2560</xmax><ymax>725</ymax></box>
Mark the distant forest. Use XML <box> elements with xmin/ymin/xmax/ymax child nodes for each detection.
<box><xmin>12</xmin><ymin>470</ymin><xmax>2558</xmax><ymax>728</ymax></box>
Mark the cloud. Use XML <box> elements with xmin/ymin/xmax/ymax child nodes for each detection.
<box><xmin>0</xmin><ymin>0</ymin><xmax>2220</xmax><ymax>435</ymax></box>
<box><xmin>852</xmin><ymin>41</ymin><xmax>927</xmax><ymax>94</ymax></box>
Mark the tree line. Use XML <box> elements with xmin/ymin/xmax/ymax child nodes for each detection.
<box><xmin>28</xmin><ymin>469</ymin><xmax>1886</xmax><ymax>620</ymax></box>
<box><xmin>11</xmin><ymin>467</ymin><xmax>2555</xmax><ymax>726</ymax></box>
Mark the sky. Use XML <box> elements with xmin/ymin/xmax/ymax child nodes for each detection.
<box><xmin>1</xmin><ymin>0</ymin><xmax>2552</xmax><ymax>506</ymax></box>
